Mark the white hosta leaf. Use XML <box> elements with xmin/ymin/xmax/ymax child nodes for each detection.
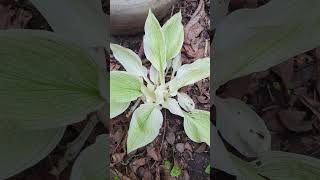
<box><xmin>163</xmin><ymin>98</ymin><xmax>184</xmax><ymax>117</ymax></box>
<box><xmin>172</xmin><ymin>53</ymin><xmax>182</xmax><ymax>75</ymax></box>
<box><xmin>183</xmin><ymin>110</ymin><xmax>210</xmax><ymax>145</ymax></box>
<box><xmin>215</xmin><ymin>96</ymin><xmax>271</xmax><ymax>157</ymax></box>
<box><xmin>110</xmin><ymin>71</ymin><xmax>142</xmax><ymax>103</ymax></box>
<box><xmin>110</xmin><ymin>43</ymin><xmax>146</xmax><ymax>77</ymax></box>
<box><xmin>177</xmin><ymin>92</ymin><xmax>195</xmax><ymax>112</ymax></box>
<box><xmin>211</xmin><ymin>125</ymin><xmax>239</xmax><ymax>176</ymax></box>
<box><xmin>30</xmin><ymin>0</ymin><xmax>107</xmax><ymax>47</ymax></box>
<box><xmin>144</xmin><ymin>10</ymin><xmax>166</xmax><ymax>83</ymax></box>
<box><xmin>0</xmin><ymin>123</ymin><xmax>65</xmax><ymax>179</ymax></box>
<box><xmin>169</xmin><ymin>58</ymin><xmax>210</xmax><ymax>93</ymax></box>
<box><xmin>110</xmin><ymin>101</ymin><xmax>130</xmax><ymax>119</ymax></box>
<box><xmin>127</xmin><ymin>104</ymin><xmax>163</xmax><ymax>153</ymax></box>
<box><xmin>213</xmin><ymin>0</ymin><xmax>320</xmax><ymax>88</ymax></box>
<box><xmin>0</xmin><ymin>30</ymin><xmax>105</xmax><ymax>129</ymax></box>
<box><xmin>70</xmin><ymin>134</ymin><xmax>108</xmax><ymax>180</ymax></box>
<box><xmin>149</xmin><ymin>65</ymin><xmax>160</xmax><ymax>85</ymax></box>
<box><xmin>249</xmin><ymin>151</ymin><xmax>320</xmax><ymax>180</ymax></box>
<box><xmin>162</xmin><ymin>11</ymin><xmax>184</xmax><ymax>60</ymax></box>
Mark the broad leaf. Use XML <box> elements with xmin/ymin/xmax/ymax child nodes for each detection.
<box><xmin>0</xmin><ymin>123</ymin><xmax>65</xmax><ymax>179</ymax></box>
<box><xmin>162</xmin><ymin>11</ymin><xmax>184</xmax><ymax>60</ymax></box>
<box><xmin>215</xmin><ymin>96</ymin><xmax>271</xmax><ymax>157</ymax></box>
<box><xmin>127</xmin><ymin>104</ymin><xmax>163</xmax><ymax>153</ymax></box>
<box><xmin>231</xmin><ymin>154</ymin><xmax>265</xmax><ymax>180</ymax></box>
<box><xmin>211</xmin><ymin>125</ymin><xmax>239</xmax><ymax>176</ymax></box>
<box><xmin>110</xmin><ymin>43</ymin><xmax>146</xmax><ymax>77</ymax></box>
<box><xmin>110</xmin><ymin>101</ymin><xmax>130</xmax><ymax>119</ymax></box>
<box><xmin>249</xmin><ymin>151</ymin><xmax>320</xmax><ymax>180</ymax></box>
<box><xmin>110</xmin><ymin>71</ymin><xmax>142</xmax><ymax>103</ymax></box>
<box><xmin>70</xmin><ymin>134</ymin><xmax>108</xmax><ymax>180</ymax></box>
<box><xmin>177</xmin><ymin>92</ymin><xmax>195</xmax><ymax>112</ymax></box>
<box><xmin>0</xmin><ymin>30</ymin><xmax>105</xmax><ymax>129</ymax></box>
<box><xmin>163</xmin><ymin>98</ymin><xmax>184</xmax><ymax>117</ymax></box>
<box><xmin>183</xmin><ymin>110</ymin><xmax>210</xmax><ymax>145</ymax></box>
<box><xmin>144</xmin><ymin>10</ymin><xmax>166</xmax><ymax>83</ymax></box>
<box><xmin>212</xmin><ymin>0</ymin><xmax>230</xmax><ymax>29</ymax></box>
<box><xmin>30</xmin><ymin>0</ymin><xmax>108</xmax><ymax>47</ymax></box>
<box><xmin>213</xmin><ymin>0</ymin><xmax>320</xmax><ymax>88</ymax></box>
<box><xmin>169</xmin><ymin>58</ymin><xmax>210</xmax><ymax>94</ymax></box>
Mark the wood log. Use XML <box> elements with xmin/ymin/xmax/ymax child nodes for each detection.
<box><xmin>110</xmin><ymin>0</ymin><xmax>176</xmax><ymax>35</ymax></box>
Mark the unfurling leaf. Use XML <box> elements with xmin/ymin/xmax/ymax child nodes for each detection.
<box><xmin>0</xmin><ymin>124</ymin><xmax>65</xmax><ymax>179</ymax></box>
<box><xmin>177</xmin><ymin>92</ymin><xmax>195</xmax><ymax>112</ymax></box>
<box><xmin>213</xmin><ymin>0</ymin><xmax>320</xmax><ymax>88</ymax></box>
<box><xmin>171</xmin><ymin>53</ymin><xmax>182</xmax><ymax>75</ymax></box>
<box><xmin>183</xmin><ymin>110</ymin><xmax>210</xmax><ymax>145</ymax></box>
<box><xmin>163</xmin><ymin>98</ymin><xmax>184</xmax><ymax>117</ymax></box>
<box><xmin>170</xmin><ymin>58</ymin><xmax>210</xmax><ymax>94</ymax></box>
<box><xmin>170</xmin><ymin>165</ymin><xmax>182</xmax><ymax>177</ymax></box>
<box><xmin>110</xmin><ymin>71</ymin><xmax>142</xmax><ymax>103</ymax></box>
<box><xmin>30</xmin><ymin>0</ymin><xmax>107</xmax><ymax>47</ymax></box>
<box><xmin>110</xmin><ymin>43</ymin><xmax>147</xmax><ymax>77</ymax></box>
<box><xmin>144</xmin><ymin>10</ymin><xmax>166</xmax><ymax>83</ymax></box>
<box><xmin>110</xmin><ymin>101</ymin><xmax>130</xmax><ymax>118</ymax></box>
<box><xmin>0</xmin><ymin>30</ymin><xmax>105</xmax><ymax>129</ymax></box>
<box><xmin>149</xmin><ymin>65</ymin><xmax>160</xmax><ymax>85</ymax></box>
<box><xmin>70</xmin><ymin>134</ymin><xmax>108</xmax><ymax>180</ymax></box>
<box><xmin>162</xmin><ymin>11</ymin><xmax>184</xmax><ymax>61</ymax></box>
<box><xmin>127</xmin><ymin>104</ymin><xmax>163</xmax><ymax>153</ymax></box>
<box><xmin>215</xmin><ymin>96</ymin><xmax>271</xmax><ymax>157</ymax></box>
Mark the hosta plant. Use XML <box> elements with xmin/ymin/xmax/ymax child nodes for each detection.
<box><xmin>110</xmin><ymin>10</ymin><xmax>210</xmax><ymax>153</ymax></box>
<box><xmin>213</xmin><ymin>0</ymin><xmax>320</xmax><ymax>179</ymax></box>
<box><xmin>0</xmin><ymin>0</ymin><xmax>108</xmax><ymax>179</ymax></box>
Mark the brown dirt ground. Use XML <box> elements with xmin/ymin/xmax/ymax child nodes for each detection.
<box><xmin>110</xmin><ymin>0</ymin><xmax>211</xmax><ymax>179</ymax></box>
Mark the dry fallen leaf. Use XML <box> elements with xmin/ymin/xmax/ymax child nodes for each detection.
<box><xmin>278</xmin><ymin>109</ymin><xmax>312</xmax><ymax>132</ymax></box>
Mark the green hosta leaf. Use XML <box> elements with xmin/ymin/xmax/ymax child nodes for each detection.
<box><xmin>163</xmin><ymin>98</ymin><xmax>184</xmax><ymax>117</ymax></box>
<box><xmin>110</xmin><ymin>101</ymin><xmax>130</xmax><ymax>118</ymax></box>
<box><xmin>70</xmin><ymin>134</ymin><xmax>108</xmax><ymax>180</ymax></box>
<box><xmin>110</xmin><ymin>71</ymin><xmax>142</xmax><ymax>103</ymax></box>
<box><xmin>169</xmin><ymin>58</ymin><xmax>210</xmax><ymax>94</ymax></box>
<box><xmin>0</xmin><ymin>122</ymin><xmax>65</xmax><ymax>179</ymax></box>
<box><xmin>230</xmin><ymin>154</ymin><xmax>265</xmax><ymax>180</ymax></box>
<box><xmin>127</xmin><ymin>103</ymin><xmax>163</xmax><ymax>153</ymax></box>
<box><xmin>250</xmin><ymin>151</ymin><xmax>320</xmax><ymax>180</ymax></box>
<box><xmin>183</xmin><ymin>110</ymin><xmax>210</xmax><ymax>145</ymax></box>
<box><xmin>0</xmin><ymin>30</ymin><xmax>104</xmax><ymax>129</ymax></box>
<box><xmin>30</xmin><ymin>0</ymin><xmax>107</xmax><ymax>47</ymax></box>
<box><xmin>144</xmin><ymin>10</ymin><xmax>166</xmax><ymax>83</ymax></box>
<box><xmin>177</xmin><ymin>92</ymin><xmax>195</xmax><ymax>112</ymax></box>
<box><xmin>212</xmin><ymin>0</ymin><xmax>230</xmax><ymax>29</ymax></box>
<box><xmin>110</xmin><ymin>43</ymin><xmax>147</xmax><ymax>77</ymax></box>
<box><xmin>213</xmin><ymin>0</ymin><xmax>320</xmax><ymax>88</ymax></box>
<box><xmin>215</xmin><ymin>96</ymin><xmax>271</xmax><ymax>157</ymax></box>
<box><xmin>162</xmin><ymin>11</ymin><xmax>184</xmax><ymax>61</ymax></box>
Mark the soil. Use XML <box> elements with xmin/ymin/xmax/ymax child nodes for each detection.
<box><xmin>0</xmin><ymin>0</ymin><xmax>107</xmax><ymax>180</ymax></box>
<box><xmin>110</xmin><ymin>0</ymin><xmax>211</xmax><ymax>179</ymax></box>
<box><xmin>214</xmin><ymin>0</ymin><xmax>320</xmax><ymax>179</ymax></box>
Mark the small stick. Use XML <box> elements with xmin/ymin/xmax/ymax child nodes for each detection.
<box><xmin>126</xmin><ymin>98</ymin><xmax>142</xmax><ymax>118</ymax></box>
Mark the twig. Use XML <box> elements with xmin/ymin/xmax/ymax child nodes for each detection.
<box><xmin>126</xmin><ymin>98</ymin><xmax>141</xmax><ymax>118</ymax></box>
<box><xmin>160</xmin><ymin>110</ymin><xmax>167</xmax><ymax>152</ymax></box>
<box><xmin>50</xmin><ymin>114</ymin><xmax>99</xmax><ymax>177</ymax></box>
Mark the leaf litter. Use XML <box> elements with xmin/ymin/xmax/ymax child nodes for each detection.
<box><xmin>110</xmin><ymin>0</ymin><xmax>211</xmax><ymax>179</ymax></box>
